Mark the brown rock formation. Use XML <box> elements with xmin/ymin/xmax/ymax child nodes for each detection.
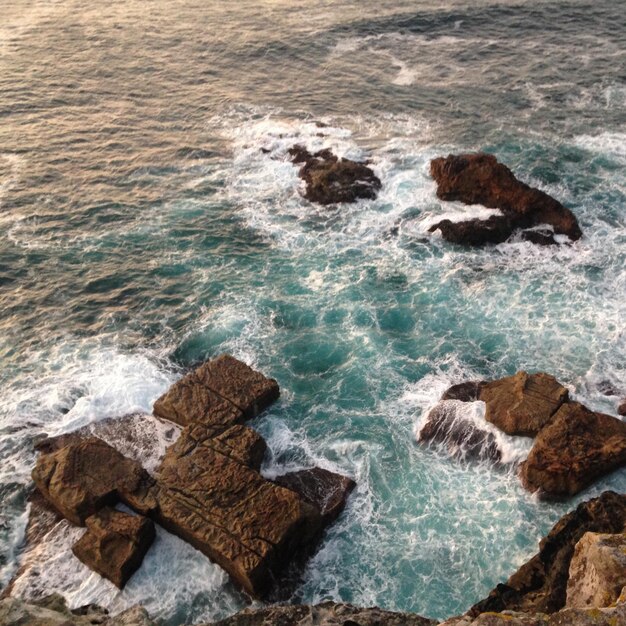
<box><xmin>441</xmin><ymin>381</ymin><xmax>486</xmax><ymax>402</ymax></box>
<box><xmin>428</xmin><ymin>153</ymin><xmax>582</xmax><ymax>245</ymax></box>
<box><xmin>287</xmin><ymin>145</ymin><xmax>381</xmax><ymax>205</ymax></box>
<box><xmin>72</xmin><ymin>508</ymin><xmax>155</xmax><ymax>589</ymax></box>
<box><xmin>469</xmin><ymin>491</ymin><xmax>626</xmax><ymax>616</ymax></box>
<box><xmin>521</xmin><ymin>402</ymin><xmax>626</xmax><ymax>496</ymax></box>
<box><xmin>619</xmin><ymin>400</ymin><xmax>626</xmax><ymax>417</ymax></box>
<box><xmin>480</xmin><ymin>372</ymin><xmax>569</xmax><ymax>437</ymax></box>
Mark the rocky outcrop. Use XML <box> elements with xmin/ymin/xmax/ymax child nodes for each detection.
<box><xmin>30</xmin><ymin>355</ymin><xmax>354</xmax><ymax>599</ymax></box>
<box><xmin>72</xmin><ymin>508</ymin><xmax>155</xmax><ymax>589</ymax></box>
<box><xmin>287</xmin><ymin>145</ymin><xmax>381</xmax><ymax>205</ymax></box>
<box><xmin>208</xmin><ymin>601</ymin><xmax>435</xmax><ymax>626</ymax></box>
<box><xmin>418</xmin><ymin>402</ymin><xmax>501</xmax><ymax>463</ymax></box>
<box><xmin>469</xmin><ymin>491</ymin><xmax>626</xmax><ymax>616</ymax></box>
<box><xmin>441</xmin><ymin>381</ymin><xmax>486</xmax><ymax>402</ymax></box>
<box><xmin>428</xmin><ymin>153</ymin><xmax>582</xmax><ymax>245</ymax></box>
<box><xmin>521</xmin><ymin>402</ymin><xmax>626</xmax><ymax>496</ymax></box>
<box><xmin>479</xmin><ymin>372</ymin><xmax>569</xmax><ymax>437</ymax></box>
<box><xmin>565</xmin><ymin>531</ymin><xmax>626</xmax><ymax>608</ymax></box>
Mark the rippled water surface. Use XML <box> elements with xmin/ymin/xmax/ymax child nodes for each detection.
<box><xmin>0</xmin><ymin>0</ymin><xmax>625</xmax><ymax>623</ymax></box>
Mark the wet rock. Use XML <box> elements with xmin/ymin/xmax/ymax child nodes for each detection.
<box><xmin>469</xmin><ymin>491</ymin><xmax>626</xmax><ymax>616</ymax></box>
<box><xmin>428</xmin><ymin>153</ymin><xmax>582</xmax><ymax>245</ymax></box>
<box><xmin>596</xmin><ymin>380</ymin><xmax>619</xmax><ymax>396</ymax></box>
<box><xmin>287</xmin><ymin>145</ymin><xmax>381</xmax><ymax>205</ymax></box>
<box><xmin>519</xmin><ymin>229</ymin><xmax>557</xmax><ymax>246</ymax></box>
<box><xmin>153</xmin><ymin>354</ymin><xmax>279</xmax><ymax>426</ymax></box>
<box><xmin>521</xmin><ymin>402</ymin><xmax>626</xmax><ymax>496</ymax></box>
<box><xmin>32</xmin><ymin>437</ymin><xmax>158</xmax><ymax>526</ymax></box>
<box><xmin>565</xmin><ymin>531</ymin><xmax>626</xmax><ymax>608</ymax></box>
<box><xmin>418</xmin><ymin>402</ymin><xmax>501</xmax><ymax>463</ymax></box>
<box><xmin>619</xmin><ymin>400</ymin><xmax>626</xmax><ymax>417</ymax></box>
<box><xmin>208</xmin><ymin>601</ymin><xmax>435</xmax><ymax>626</ymax></box>
<box><xmin>479</xmin><ymin>372</ymin><xmax>569</xmax><ymax>437</ymax></box>
<box><xmin>428</xmin><ymin>215</ymin><xmax>514</xmax><ymax>246</ymax></box>
<box><xmin>72</xmin><ymin>508</ymin><xmax>155</xmax><ymax>589</ymax></box>
<box><xmin>441</xmin><ymin>381</ymin><xmax>486</xmax><ymax>402</ymax></box>
<box><xmin>272</xmin><ymin>467</ymin><xmax>356</xmax><ymax>524</ymax></box>
<box><xmin>154</xmin><ymin>423</ymin><xmax>322</xmax><ymax>598</ymax></box>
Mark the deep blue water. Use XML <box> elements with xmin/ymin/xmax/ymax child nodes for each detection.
<box><xmin>0</xmin><ymin>0</ymin><xmax>624</xmax><ymax>623</ymax></box>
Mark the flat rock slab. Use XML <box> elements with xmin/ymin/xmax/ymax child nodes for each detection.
<box><xmin>288</xmin><ymin>145</ymin><xmax>381</xmax><ymax>205</ymax></box>
<box><xmin>428</xmin><ymin>153</ymin><xmax>582</xmax><ymax>245</ymax></box>
<box><xmin>72</xmin><ymin>508</ymin><xmax>155</xmax><ymax>589</ymax></box>
<box><xmin>153</xmin><ymin>354</ymin><xmax>279</xmax><ymax>426</ymax></box>
<box><xmin>521</xmin><ymin>401</ymin><xmax>626</xmax><ymax>496</ymax></box>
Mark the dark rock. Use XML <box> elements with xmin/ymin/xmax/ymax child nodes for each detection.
<box><xmin>479</xmin><ymin>372</ymin><xmax>569</xmax><ymax>437</ymax></box>
<box><xmin>521</xmin><ymin>402</ymin><xmax>626</xmax><ymax>496</ymax></box>
<box><xmin>287</xmin><ymin>145</ymin><xmax>381</xmax><ymax>205</ymax></box>
<box><xmin>209</xmin><ymin>601</ymin><xmax>435</xmax><ymax>626</ymax></box>
<box><xmin>618</xmin><ymin>400</ymin><xmax>626</xmax><ymax>417</ymax></box>
<box><xmin>429</xmin><ymin>153</ymin><xmax>582</xmax><ymax>245</ymax></box>
<box><xmin>273</xmin><ymin>467</ymin><xmax>356</xmax><ymax>524</ymax></box>
<box><xmin>520</xmin><ymin>230</ymin><xmax>557</xmax><ymax>246</ymax></box>
<box><xmin>442</xmin><ymin>381</ymin><xmax>486</xmax><ymax>402</ymax></box>
<box><xmin>153</xmin><ymin>354</ymin><xmax>279</xmax><ymax>426</ymax></box>
<box><xmin>428</xmin><ymin>215</ymin><xmax>514</xmax><ymax>246</ymax></box>
<box><xmin>72</xmin><ymin>508</ymin><xmax>155</xmax><ymax>589</ymax></box>
<box><xmin>469</xmin><ymin>491</ymin><xmax>626</xmax><ymax>616</ymax></box>
<box><xmin>418</xmin><ymin>402</ymin><xmax>502</xmax><ymax>463</ymax></box>
<box><xmin>597</xmin><ymin>381</ymin><xmax>619</xmax><ymax>396</ymax></box>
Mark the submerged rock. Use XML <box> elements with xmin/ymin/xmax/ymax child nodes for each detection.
<box><xmin>287</xmin><ymin>145</ymin><xmax>381</xmax><ymax>205</ymax></box>
<box><xmin>72</xmin><ymin>508</ymin><xmax>155</xmax><ymax>589</ymax></box>
<box><xmin>441</xmin><ymin>381</ymin><xmax>486</xmax><ymax>402</ymax></box>
<box><xmin>521</xmin><ymin>401</ymin><xmax>626</xmax><ymax>496</ymax></box>
<box><xmin>428</xmin><ymin>153</ymin><xmax>582</xmax><ymax>245</ymax></box>
<box><xmin>565</xmin><ymin>531</ymin><xmax>626</xmax><ymax>609</ymax></box>
<box><xmin>208</xmin><ymin>601</ymin><xmax>435</xmax><ymax>626</ymax></box>
<box><xmin>469</xmin><ymin>491</ymin><xmax>626</xmax><ymax>615</ymax></box>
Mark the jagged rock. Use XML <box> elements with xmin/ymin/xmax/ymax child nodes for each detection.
<box><xmin>418</xmin><ymin>402</ymin><xmax>501</xmax><ymax>463</ymax></box>
<box><xmin>32</xmin><ymin>437</ymin><xmax>158</xmax><ymax>525</ymax></box>
<box><xmin>519</xmin><ymin>229</ymin><xmax>558</xmax><ymax>246</ymax></box>
<box><xmin>521</xmin><ymin>402</ymin><xmax>626</xmax><ymax>496</ymax></box>
<box><xmin>273</xmin><ymin>467</ymin><xmax>356</xmax><ymax>524</ymax></box>
<box><xmin>479</xmin><ymin>372</ymin><xmax>569</xmax><ymax>437</ymax></box>
<box><xmin>565</xmin><ymin>531</ymin><xmax>626</xmax><ymax>608</ymax></box>
<box><xmin>208</xmin><ymin>601</ymin><xmax>435</xmax><ymax>626</ymax></box>
<box><xmin>72</xmin><ymin>508</ymin><xmax>155</xmax><ymax>589</ymax></box>
<box><xmin>469</xmin><ymin>491</ymin><xmax>626</xmax><ymax>616</ymax></box>
<box><xmin>154</xmin><ymin>423</ymin><xmax>322</xmax><ymax>598</ymax></box>
<box><xmin>441</xmin><ymin>381</ymin><xmax>486</xmax><ymax>402</ymax></box>
<box><xmin>428</xmin><ymin>153</ymin><xmax>582</xmax><ymax>245</ymax></box>
<box><xmin>153</xmin><ymin>354</ymin><xmax>279</xmax><ymax>426</ymax></box>
<box><xmin>287</xmin><ymin>145</ymin><xmax>381</xmax><ymax>205</ymax></box>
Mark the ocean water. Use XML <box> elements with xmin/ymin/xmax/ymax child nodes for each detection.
<box><xmin>0</xmin><ymin>0</ymin><xmax>625</xmax><ymax>623</ymax></box>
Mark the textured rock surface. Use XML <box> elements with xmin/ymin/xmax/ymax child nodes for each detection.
<box><xmin>418</xmin><ymin>402</ymin><xmax>501</xmax><ymax>463</ymax></box>
<box><xmin>288</xmin><ymin>145</ymin><xmax>381</xmax><ymax>205</ymax></box>
<box><xmin>209</xmin><ymin>601</ymin><xmax>435</xmax><ymax>626</ymax></box>
<box><xmin>480</xmin><ymin>372</ymin><xmax>569</xmax><ymax>437</ymax></box>
<box><xmin>428</xmin><ymin>215</ymin><xmax>513</xmax><ymax>246</ymax></box>
<box><xmin>153</xmin><ymin>354</ymin><xmax>279</xmax><ymax>426</ymax></box>
<box><xmin>272</xmin><ymin>467</ymin><xmax>356</xmax><ymax>524</ymax></box>
<box><xmin>428</xmin><ymin>153</ymin><xmax>582</xmax><ymax>244</ymax></box>
<box><xmin>72</xmin><ymin>508</ymin><xmax>155</xmax><ymax>589</ymax></box>
<box><xmin>565</xmin><ymin>531</ymin><xmax>626</xmax><ymax>608</ymax></box>
<box><xmin>442</xmin><ymin>381</ymin><xmax>486</xmax><ymax>402</ymax></box>
<box><xmin>32</xmin><ymin>437</ymin><xmax>157</xmax><ymax>525</ymax></box>
<box><xmin>521</xmin><ymin>402</ymin><xmax>626</xmax><ymax>496</ymax></box>
<box><xmin>470</xmin><ymin>491</ymin><xmax>626</xmax><ymax>616</ymax></box>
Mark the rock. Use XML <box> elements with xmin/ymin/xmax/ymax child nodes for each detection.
<box><xmin>418</xmin><ymin>402</ymin><xmax>501</xmax><ymax>463</ymax></box>
<box><xmin>287</xmin><ymin>145</ymin><xmax>381</xmax><ymax>205</ymax></box>
<box><xmin>469</xmin><ymin>491</ymin><xmax>626</xmax><ymax>616</ymax></box>
<box><xmin>596</xmin><ymin>380</ymin><xmax>619</xmax><ymax>397</ymax></box>
<box><xmin>272</xmin><ymin>467</ymin><xmax>356</xmax><ymax>524</ymax></box>
<box><xmin>565</xmin><ymin>531</ymin><xmax>626</xmax><ymax>608</ymax></box>
<box><xmin>521</xmin><ymin>402</ymin><xmax>626</xmax><ymax>496</ymax></box>
<box><xmin>441</xmin><ymin>381</ymin><xmax>486</xmax><ymax>402</ymax></box>
<box><xmin>619</xmin><ymin>400</ymin><xmax>626</xmax><ymax>417</ymax></box>
<box><xmin>153</xmin><ymin>354</ymin><xmax>279</xmax><ymax>427</ymax></box>
<box><xmin>519</xmin><ymin>229</ymin><xmax>557</xmax><ymax>246</ymax></box>
<box><xmin>479</xmin><ymin>372</ymin><xmax>569</xmax><ymax>437</ymax></box>
<box><xmin>428</xmin><ymin>215</ymin><xmax>514</xmax><ymax>246</ymax></box>
<box><xmin>154</xmin><ymin>423</ymin><xmax>322</xmax><ymax>598</ymax></box>
<box><xmin>72</xmin><ymin>508</ymin><xmax>155</xmax><ymax>589</ymax></box>
<box><xmin>208</xmin><ymin>601</ymin><xmax>435</xmax><ymax>626</ymax></box>
<box><xmin>428</xmin><ymin>153</ymin><xmax>582</xmax><ymax>245</ymax></box>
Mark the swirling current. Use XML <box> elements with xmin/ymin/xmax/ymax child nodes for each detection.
<box><xmin>0</xmin><ymin>0</ymin><xmax>624</xmax><ymax>623</ymax></box>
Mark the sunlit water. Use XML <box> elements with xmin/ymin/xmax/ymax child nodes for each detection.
<box><xmin>0</xmin><ymin>0</ymin><xmax>624</xmax><ymax>623</ymax></box>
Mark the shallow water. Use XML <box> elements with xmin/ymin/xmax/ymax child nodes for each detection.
<box><xmin>0</xmin><ymin>0</ymin><xmax>625</xmax><ymax>623</ymax></box>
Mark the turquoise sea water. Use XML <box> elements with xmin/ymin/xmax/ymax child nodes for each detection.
<box><xmin>0</xmin><ymin>1</ymin><xmax>625</xmax><ymax>623</ymax></box>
